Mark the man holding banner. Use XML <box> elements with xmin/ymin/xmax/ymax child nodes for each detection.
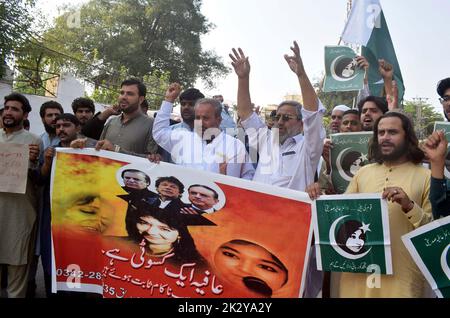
<box><xmin>0</xmin><ymin>93</ymin><xmax>41</xmax><ymax>298</ymax></box>
<box><xmin>330</xmin><ymin>112</ymin><xmax>432</xmax><ymax>297</ymax></box>
<box><xmin>308</xmin><ymin>112</ymin><xmax>433</xmax><ymax>297</ymax></box>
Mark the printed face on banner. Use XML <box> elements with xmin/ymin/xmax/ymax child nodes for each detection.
<box><xmin>331</xmin><ymin>132</ymin><xmax>372</xmax><ymax>194</ymax></box>
<box><xmin>314</xmin><ymin>196</ymin><xmax>392</xmax><ymax>275</ymax></box>
<box><xmin>51</xmin><ymin>150</ymin><xmax>313</xmax><ymax>298</ymax></box>
<box><xmin>323</xmin><ymin>46</ymin><xmax>364</xmax><ymax>93</ymax></box>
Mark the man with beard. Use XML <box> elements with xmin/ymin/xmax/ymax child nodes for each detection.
<box><xmin>231</xmin><ymin>42</ymin><xmax>325</xmax><ymax>191</ymax></box>
<box><xmin>38</xmin><ymin>101</ymin><xmax>63</xmax><ymax>163</ymax></box>
<box><xmin>79</xmin><ymin>78</ymin><xmax>158</xmax><ymax>157</ymax></box>
<box><xmin>0</xmin><ymin>93</ymin><xmax>40</xmax><ymax>298</ymax></box>
<box><xmin>308</xmin><ymin>111</ymin><xmax>432</xmax><ymax>298</ymax></box>
<box><xmin>437</xmin><ymin>78</ymin><xmax>450</xmax><ymax>121</ymax></box>
<box><xmin>71</xmin><ymin>97</ymin><xmax>95</xmax><ymax>127</ymax></box>
<box><xmin>41</xmin><ymin>114</ymin><xmax>97</xmax><ymax>177</ymax></box>
<box><xmin>357</xmin><ymin>96</ymin><xmax>389</xmax><ymax>132</ymax></box>
<box><xmin>172</xmin><ymin>88</ymin><xmax>205</xmax><ymax>131</ymax></box>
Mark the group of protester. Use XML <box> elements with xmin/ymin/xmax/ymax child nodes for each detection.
<box><xmin>0</xmin><ymin>40</ymin><xmax>449</xmax><ymax>298</ymax></box>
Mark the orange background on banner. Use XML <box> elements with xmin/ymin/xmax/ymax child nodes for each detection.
<box><xmin>52</xmin><ymin>153</ymin><xmax>312</xmax><ymax>298</ymax></box>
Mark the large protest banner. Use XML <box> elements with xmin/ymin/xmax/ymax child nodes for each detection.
<box><xmin>433</xmin><ymin>122</ymin><xmax>450</xmax><ymax>179</ymax></box>
<box><xmin>330</xmin><ymin>132</ymin><xmax>372</xmax><ymax>194</ymax></box>
<box><xmin>402</xmin><ymin>216</ymin><xmax>450</xmax><ymax>298</ymax></box>
<box><xmin>323</xmin><ymin>46</ymin><xmax>364</xmax><ymax>93</ymax></box>
<box><xmin>313</xmin><ymin>194</ymin><xmax>392</xmax><ymax>274</ymax></box>
<box><xmin>0</xmin><ymin>143</ymin><xmax>29</xmax><ymax>194</ymax></box>
<box><xmin>50</xmin><ymin>149</ymin><xmax>313</xmax><ymax>298</ymax></box>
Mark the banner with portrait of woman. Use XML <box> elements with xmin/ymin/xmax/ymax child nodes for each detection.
<box><xmin>50</xmin><ymin>149</ymin><xmax>313</xmax><ymax>298</ymax></box>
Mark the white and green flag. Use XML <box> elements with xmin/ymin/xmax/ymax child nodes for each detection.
<box><xmin>313</xmin><ymin>194</ymin><xmax>392</xmax><ymax>274</ymax></box>
<box><xmin>402</xmin><ymin>216</ymin><xmax>450</xmax><ymax>298</ymax></box>
<box><xmin>433</xmin><ymin>122</ymin><xmax>450</xmax><ymax>179</ymax></box>
<box><xmin>323</xmin><ymin>46</ymin><xmax>364</xmax><ymax>92</ymax></box>
<box><xmin>330</xmin><ymin>132</ymin><xmax>373</xmax><ymax>194</ymax></box>
<box><xmin>341</xmin><ymin>0</ymin><xmax>404</xmax><ymax>102</ymax></box>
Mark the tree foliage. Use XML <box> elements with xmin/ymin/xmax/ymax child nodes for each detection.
<box><xmin>403</xmin><ymin>100</ymin><xmax>444</xmax><ymax>139</ymax></box>
<box><xmin>45</xmin><ymin>0</ymin><xmax>229</xmax><ymax>89</ymax></box>
<box><xmin>313</xmin><ymin>76</ymin><xmax>358</xmax><ymax>113</ymax></box>
<box><xmin>0</xmin><ymin>0</ymin><xmax>36</xmax><ymax>78</ymax></box>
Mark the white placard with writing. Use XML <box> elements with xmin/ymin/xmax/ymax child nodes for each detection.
<box><xmin>0</xmin><ymin>143</ymin><xmax>30</xmax><ymax>194</ymax></box>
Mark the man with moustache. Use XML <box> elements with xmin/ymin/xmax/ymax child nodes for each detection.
<box><xmin>307</xmin><ymin>112</ymin><xmax>432</xmax><ymax>298</ymax></box>
<box><xmin>33</xmin><ymin>114</ymin><xmax>96</xmax><ymax>297</ymax></box>
<box><xmin>76</xmin><ymin>78</ymin><xmax>158</xmax><ymax>157</ymax></box>
<box><xmin>357</xmin><ymin>96</ymin><xmax>389</xmax><ymax>132</ymax></box>
<box><xmin>38</xmin><ymin>101</ymin><xmax>63</xmax><ymax>164</ymax></box>
<box><xmin>152</xmin><ymin>84</ymin><xmax>255</xmax><ymax>179</ymax></box>
<box><xmin>231</xmin><ymin>42</ymin><xmax>325</xmax><ymax>191</ymax></box>
<box><xmin>172</xmin><ymin>88</ymin><xmax>205</xmax><ymax>131</ymax></box>
<box><xmin>71</xmin><ymin>97</ymin><xmax>95</xmax><ymax>127</ymax></box>
<box><xmin>0</xmin><ymin>93</ymin><xmax>40</xmax><ymax>298</ymax></box>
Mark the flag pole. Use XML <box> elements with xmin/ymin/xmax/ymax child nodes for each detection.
<box><xmin>338</xmin><ymin>0</ymin><xmax>353</xmax><ymax>45</ymax></box>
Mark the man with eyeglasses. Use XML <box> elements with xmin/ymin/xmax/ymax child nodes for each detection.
<box><xmin>437</xmin><ymin>78</ymin><xmax>450</xmax><ymax>121</ymax></box>
<box><xmin>230</xmin><ymin>41</ymin><xmax>325</xmax><ymax>191</ymax></box>
<box><xmin>230</xmin><ymin>42</ymin><xmax>325</xmax><ymax>299</ymax></box>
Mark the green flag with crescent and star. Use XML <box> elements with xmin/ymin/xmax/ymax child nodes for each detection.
<box><xmin>402</xmin><ymin>216</ymin><xmax>450</xmax><ymax>298</ymax></box>
<box><xmin>323</xmin><ymin>46</ymin><xmax>365</xmax><ymax>93</ymax></box>
<box><xmin>330</xmin><ymin>132</ymin><xmax>373</xmax><ymax>194</ymax></box>
<box><xmin>433</xmin><ymin>122</ymin><xmax>450</xmax><ymax>179</ymax></box>
<box><xmin>313</xmin><ymin>194</ymin><xmax>392</xmax><ymax>274</ymax></box>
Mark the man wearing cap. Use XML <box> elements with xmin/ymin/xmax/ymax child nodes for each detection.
<box><xmin>437</xmin><ymin>78</ymin><xmax>450</xmax><ymax>121</ymax></box>
<box><xmin>329</xmin><ymin>105</ymin><xmax>351</xmax><ymax>134</ymax></box>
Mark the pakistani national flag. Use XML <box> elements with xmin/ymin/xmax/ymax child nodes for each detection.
<box><xmin>313</xmin><ymin>194</ymin><xmax>392</xmax><ymax>274</ymax></box>
<box><xmin>341</xmin><ymin>0</ymin><xmax>405</xmax><ymax>102</ymax></box>
<box><xmin>402</xmin><ymin>216</ymin><xmax>450</xmax><ymax>298</ymax></box>
<box><xmin>433</xmin><ymin>122</ymin><xmax>450</xmax><ymax>179</ymax></box>
<box><xmin>330</xmin><ymin>132</ymin><xmax>373</xmax><ymax>194</ymax></box>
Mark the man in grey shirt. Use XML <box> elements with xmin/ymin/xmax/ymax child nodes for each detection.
<box><xmin>95</xmin><ymin>78</ymin><xmax>158</xmax><ymax>157</ymax></box>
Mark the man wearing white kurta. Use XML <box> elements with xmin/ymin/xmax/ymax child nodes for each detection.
<box><xmin>153</xmin><ymin>83</ymin><xmax>255</xmax><ymax>180</ymax></box>
<box><xmin>230</xmin><ymin>42</ymin><xmax>326</xmax><ymax>298</ymax></box>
